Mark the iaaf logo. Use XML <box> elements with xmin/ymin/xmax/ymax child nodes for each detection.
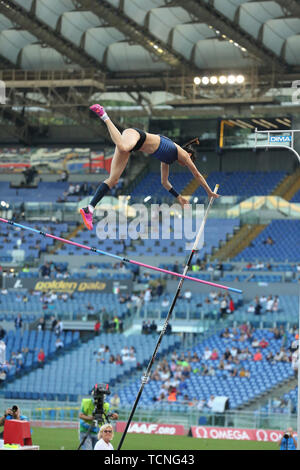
<box><xmin>128</xmin><ymin>423</ymin><xmax>178</xmax><ymax>435</ymax></box>
<box><xmin>269</xmin><ymin>136</ymin><xmax>292</xmax><ymax>143</ymax></box>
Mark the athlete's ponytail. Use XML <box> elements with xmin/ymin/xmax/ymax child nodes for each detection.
<box><xmin>182</xmin><ymin>137</ymin><xmax>200</xmax><ymax>163</ymax></box>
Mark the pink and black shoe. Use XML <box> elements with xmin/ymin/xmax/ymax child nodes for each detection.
<box><xmin>80</xmin><ymin>207</ymin><xmax>93</xmax><ymax>231</ymax></box>
<box><xmin>89</xmin><ymin>104</ymin><xmax>108</xmax><ymax>121</ymax></box>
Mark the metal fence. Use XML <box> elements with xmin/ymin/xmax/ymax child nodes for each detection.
<box><xmin>0</xmin><ymin>398</ymin><xmax>296</xmax><ymax>431</ymax></box>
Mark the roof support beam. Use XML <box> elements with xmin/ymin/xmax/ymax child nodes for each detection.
<box><xmin>0</xmin><ymin>106</ymin><xmax>34</xmax><ymax>144</ymax></box>
<box><xmin>273</xmin><ymin>0</ymin><xmax>300</xmax><ymax>17</ymax></box>
<box><xmin>0</xmin><ymin>0</ymin><xmax>106</xmax><ymax>75</ymax></box>
<box><xmin>177</xmin><ymin>0</ymin><xmax>288</xmax><ymax>73</ymax></box>
<box><xmin>73</xmin><ymin>0</ymin><xmax>198</xmax><ymax>73</ymax></box>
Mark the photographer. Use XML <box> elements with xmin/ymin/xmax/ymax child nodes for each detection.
<box><xmin>0</xmin><ymin>406</ymin><xmax>28</xmax><ymax>439</ymax></box>
<box><xmin>78</xmin><ymin>385</ymin><xmax>118</xmax><ymax>451</ymax></box>
<box><xmin>279</xmin><ymin>427</ymin><xmax>297</xmax><ymax>450</ymax></box>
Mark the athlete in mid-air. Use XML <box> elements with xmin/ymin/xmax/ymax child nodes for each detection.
<box><xmin>80</xmin><ymin>104</ymin><xmax>219</xmax><ymax>230</ymax></box>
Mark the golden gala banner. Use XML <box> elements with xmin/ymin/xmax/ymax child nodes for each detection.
<box><xmin>4</xmin><ymin>278</ymin><xmax>132</xmax><ymax>294</ymax></box>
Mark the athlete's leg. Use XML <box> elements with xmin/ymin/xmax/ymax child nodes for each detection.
<box><xmin>90</xmin><ymin>104</ymin><xmax>139</xmax><ymax>152</ymax></box>
<box><xmin>104</xmin><ymin>147</ymin><xmax>130</xmax><ymax>189</ymax></box>
<box><xmin>80</xmin><ymin>148</ymin><xmax>130</xmax><ymax>230</ymax></box>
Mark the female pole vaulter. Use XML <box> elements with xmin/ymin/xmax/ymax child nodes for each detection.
<box><xmin>80</xmin><ymin>104</ymin><xmax>219</xmax><ymax>230</ymax></box>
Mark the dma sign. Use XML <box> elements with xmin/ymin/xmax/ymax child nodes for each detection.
<box><xmin>269</xmin><ymin>135</ymin><xmax>292</xmax><ymax>143</ymax></box>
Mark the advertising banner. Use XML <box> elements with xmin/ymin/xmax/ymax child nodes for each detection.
<box><xmin>116</xmin><ymin>421</ymin><xmax>186</xmax><ymax>436</ymax></box>
<box><xmin>4</xmin><ymin>277</ymin><xmax>132</xmax><ymax>294</ymax></box>
<box><xmin>191</xmin><ymin>426</ymin><xmax>294</xmax><ymax>442</ymax></box>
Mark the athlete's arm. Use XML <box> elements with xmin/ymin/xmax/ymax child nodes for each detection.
<box><xmin>160</xmin><ymin>162</ymin><xmax>172</xmax><ymax>190</ymax></box>
<box><xmin>182</xmin><ymin>155</ymin><xmax>219</xmax><ymax>199</ymax></box>
<box><xmin>161</xmin><ymin>163</ymin><xmax>189</xmax><ymax>208</ymax></box>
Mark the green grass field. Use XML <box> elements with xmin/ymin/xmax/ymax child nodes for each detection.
<box><xmin>30</xmin><ymin>427</ymin><xmax>279</xmax><ymax>451</ymax></box>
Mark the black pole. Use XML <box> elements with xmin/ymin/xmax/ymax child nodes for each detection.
<box><xmin>117</xmin><ymin>251</ymin><xmax>195</xmax><ymax>451</ymax></box>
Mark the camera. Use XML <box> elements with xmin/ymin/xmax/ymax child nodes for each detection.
<box><xmin>11</xmin><ymin>405</ymin><xmax>18</xmax><ymax>413</ymax></box>
<box><xmin>284</xmin><ymin>432</ymin><xmax>290</xmax><ymax>439</ymax></box>
<box><xmin>91</xmin><ymin>383</ymin><xmax>110</xmax><ymax>424</ymax></box>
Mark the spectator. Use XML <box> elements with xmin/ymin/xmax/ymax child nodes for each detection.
<box><xmin>150</xmin><ymin>320</ymin><xmax>157</xmax><ymax>335</ymax></box>
<box><xmin>266</xmin><ymin>296</ymin><xmax>273</xmax><ymax>312</ymax></box>
<box><xmin>203</xmin><ymin>347</ymin><xmax>212</xmax><ymax>360</ymax></box>
<box><xmin>210</xmin><ymin>349</ymin><xmax>219</xmax><ymax>360</ymax></box>
<box><xmin>253</xmin><ymin>349</ymin><xmax>263</xmax><ymax>361</ymax></box>
<box><xmin>0</xmin><ymin>340</ymin><xmax>6</xmax><ymax>364</ymax></box>
<box><xmin>229</xmin><ymin>297</ymin><xmax>235</xmax><ymax>314</ymax></box>
<box><xmin>255</xmin><ymin>261</ymin><xmax>264</xmax><ymax>270</ymax></box>
<box><xmin>197</xmin><ymin>399</ymin><xmax>206</xmax><ymax>411</ymax></box>
<box><xmin>263</xmin><ymin>236</ymin><xmax>274</xmax><ymax>245</ymax></box>
<box><xmin>14</xmin><ymin>314</ymin><xmax>22</xmax><ymax>330</ymax></box>
<box><xmin>50</xmin><ymin>316</ymin><xmax>58</xmax><ymax>332</ymax></box>
<box><xmin>183</xmin><ymin>290</ymin><xmax>192</xmax><ymax>302</ymax></box>
<box><xmin>239</xmin><ymin>367</ymin><xmax>250</xmax><ymax>378</ymax></box>
<box><xmin>274</xmin><ymin>347</ymin><xmax>289</xmax><ymax>362</ymax></box>
<box><xmin>254</xmin><ymin>297</ymin><xmax>262</xmax><ymax>315</ymax></box>
<box><xmin>0</xmin><ymin>368</ymin><xmax>6</xmax><ymax>386</ymax></box>
<box><xmin>40</xmin><ymin>262</ymin><xmax>51</xmax><ymax>278</ymax></box>
<box><xmin>223</xmin><ymin>348</ymin><xmax>232</xmax><ymax>361</ymax></box>
<box><xmin>0</xmin><ymin>325</ymin><xmax>6</xmax><ymax>341</ymax></box>
<box><xmin>55</xmin><ymin>338</ymin><xmax>64</xmax><ymax>351</ymax></box>
<box><xmin>110</xmin><ymin>393</ymin><xmax>120</xmax><ymax>412</ymax></box>
<box><xmin>259</xmin><ymin>338</ymin><xmax>269</xmax><ymax>349</ymax></box>
<box><xmin>167</xmin><ymin>387</ymin><xmax>177</xmax><ymax>402</ymax></box>
<box><xmin>94</xmin><ymin>320</ymin><xmax>101</xmax><ymax>336</ymax></box>
<box><xmin>144</xmin><ymin>288</ymin><xmax>152</xmax><ymax>303</ymax></box>
<box><xmin>220</xmin><ymin>296</ymin><xmax>227</xmax><ymax>318</ymax></box>
<box><xmin>206</xmin><ymin>395</ymin><xmax>215</xmax><ymax>410</ymax></box>
<box><xmin>55</xmin><ymin>320</ymin><xmax>63</xmax><ymax>337</ymax></box>
<box><xmin>37</xmin><ymin>317</ymin><xmax>45</xmax><ymax>331</ymax></box>
<box><xmin>37</xmin><ymin>348</ymin><xmax>45</xmax><ymax>367</ymax></box>
<box><xmin>109</xmin><ymin>355</ymin><xmax>115</xmax><ymax>364</ymax></box>
<box><xmin>115</xmin><ymin>354</ymin><xmax>123</xmax><ymax>366</ymax></box>
<box><xmin>161</xmin><ymin>298</ymin><xmax>170</xmax><ymax>308</ymax></box>
<box><xmin>272</xmin><ymin>296</ymin><xmax>279</xmax><ymax>312</ymax></box>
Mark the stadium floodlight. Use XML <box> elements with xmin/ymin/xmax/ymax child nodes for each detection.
<box><xmin>202</xmin><ymin>76</ymin><xmax>209</xmax><ymax>85</ymax></box>
<box><xmin>236</xmin><ymin>75</ymin><xmax>245</xmax><ymax>84</ymax></box>
<box><xmin>228</xmin><ymin>75</ymin><xmax>236</xmax><ymax>84</ymax></box>
<box><xmin>210</xmin><ymin>76</ymin><xmax>218</xmax><ymax>85</ymax></box>
<box><xmin>194</xmin><ymin>77</ymin><xmax>201</xmax><ymax>85</ymax></box>
<box><xmin>219</xmin><ymin>75</ymin><xmax>227</xmax><ymax>85</ymax></box>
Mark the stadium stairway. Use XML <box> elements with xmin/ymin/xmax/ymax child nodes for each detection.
<box><xmin>181</xmin><ymin>176</ymin><xmax>204</xmax><ymax>196</ymax></box>
<box><xmin>271</xmin><ymin>167</ymin><xmax>300</xmax><ymax>201</ymax></box>
<box><xmin>49</xmin><ymin>223</ymin><xmax>84</xmax><ymax>254</ymax></box>
<box><xmin>239</xmin><ymin>376</ymin><xmax>297</xmax><ymax>412</ymax></box>
<box><xmin>211</xmin><ymin>223</ymin><xmax>267</xmax><ymax>261</ymax></box>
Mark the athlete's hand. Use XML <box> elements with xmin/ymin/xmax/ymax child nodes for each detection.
<box><xmin>110</xmin><ymin>413</ymin><xmax>118</xmax><ymax>420</ymax></box>
<box><xmin>177</xmin><ymin>195</ymin><xmax>190</xmax><ymax>208</ymax></box>
<box><xmin>208</xmin><ymin>191</ymin><xmax>220</xmax><ymax>199</ymax></box>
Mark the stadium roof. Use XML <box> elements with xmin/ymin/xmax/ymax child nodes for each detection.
<box><xmin>0</xmin><ymin>0</ymin><xmax>300</xmax><ymax>143</ymax></box>
<box><xmin>0</xmin><ymin>0</ymin><xmax>300</xmax><ymax>72</ymax></box>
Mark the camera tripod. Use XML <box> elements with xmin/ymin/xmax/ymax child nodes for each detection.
<box><xmin>77</xmin><ymin>412</ymin><xmax>110</xmax><ymax>451</ymax></box>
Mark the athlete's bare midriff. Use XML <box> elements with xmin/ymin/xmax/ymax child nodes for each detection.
<box><xmin>135</xmin><ymin>131</ymin><xmax>161</xmax><ymax>154</ymax></box>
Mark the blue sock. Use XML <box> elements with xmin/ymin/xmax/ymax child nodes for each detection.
<box><xmin>89</xmin><ymin>182</ymin><xmax>110</xmax><ymax>208</ymax></box>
